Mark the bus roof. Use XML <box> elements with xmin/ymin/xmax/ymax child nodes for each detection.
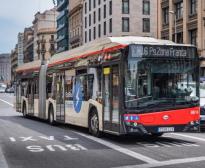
<box><xmin>16</xmin><ymin>60</ymin><xmax>42</xmax><ymax>73</ymax></box>
<box><xmin>48</xmin><ymin>36</ymin><xmax>194</xmax><ymax>67</ymax></box>
<box><xmin>16</xmin><ymin>36</ymin><xmax>195</xmax><ymax>73</ymax></box>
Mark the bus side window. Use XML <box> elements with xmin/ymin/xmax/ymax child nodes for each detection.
<box><xmin>65</xmin><ymin>76</ymin><xmax>73</xmax><ymax>101</ymax></box>
<box><xmin>87</xmin><ymin>74</ymin><xmax>94</xmax><ymax>99</ymax></box>
<box><xmin>46</xmin><ymin>74</ymin><xmax>53</xmax><ymax>99</ymax></box>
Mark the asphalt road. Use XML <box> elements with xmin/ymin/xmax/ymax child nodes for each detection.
<box><xmin>0</xmin><ymin>93</ymin><xmax>205</xmax><ymax>168</ymax></box>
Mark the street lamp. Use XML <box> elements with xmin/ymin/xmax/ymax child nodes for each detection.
<box><xmin>169</xmin><ymin>11</ymin><xmax>177</xmax><ymax>43</ymax></box>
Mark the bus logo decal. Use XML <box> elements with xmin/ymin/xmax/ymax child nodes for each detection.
<box><xmin>73</xmin><ymin>82</ymin><xmax>83</xmax><ymax>113</ymax></box>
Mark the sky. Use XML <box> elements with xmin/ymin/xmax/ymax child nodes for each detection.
<box><xmin>0</xmin><ymin>0</ymin><xmax>54</xmax><ymax>54</ymax></box>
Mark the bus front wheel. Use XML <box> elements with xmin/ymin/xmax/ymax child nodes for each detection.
<box><xmin>89</xmin><ymin>109</ymin><xmax>101</xmax><ymax>137</ymax></box>
<box><xmin>151</xmin><ymin>133</ymin><xmax>164</xmax><ymax>137</ymax></box>
<box><xmin>49</xmin><ymin>105</ymin><xmax>55</xmax><ymax>125</ymax></box>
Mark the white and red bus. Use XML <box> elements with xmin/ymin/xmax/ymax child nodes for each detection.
<box><xmin>15</xmin><ymin>36</ymin><xmax>200</xmax><ymax>137</ymax></box>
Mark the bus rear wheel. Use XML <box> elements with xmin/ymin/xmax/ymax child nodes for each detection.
<box><xmin>49</xmin><ymin>105</ymin><xmax>55</xmax><ymax>125</ymax></box>
<box><xmin>89</xmin><ymin>109</ymin><xmax>101</xmax><ymax>137</ymax></box>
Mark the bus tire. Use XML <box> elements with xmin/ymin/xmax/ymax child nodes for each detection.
<box><xmin>89</xmin><ymin>108</ymin><xmax>102</xmax><ymax>137</ymax></box>
<box><xmin>48</xmin><ymin>105</ymin><xmax>55</xmax><ymax>125</ymax></box>
<box><xmin>151</xmin><ymin>133</ymin><xmax>163</xmax><ymax>137</ymax></box>
<box><xmin>22</xmin><ymin>102</ymin><xmax>27</xmax><ymax>117</ymax></box>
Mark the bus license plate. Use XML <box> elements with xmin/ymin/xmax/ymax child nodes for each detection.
<box><xmin>158</xmin><ymin>127</ymin><xmax>175</xmax><ymax>132</ymax></box>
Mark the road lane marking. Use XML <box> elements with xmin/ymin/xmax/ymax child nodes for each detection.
<box><xmin>74</xmin><ymin>132</ymin><xmax>159</xmax><ymax>164</ymax></box>
<box><xmin>114</xmin><ymin>156</ymin><xmax>205</xmax><ymax>168</ymax></box>
<box><xmin>0</xmin><ymin>98</ymin><xmax>13</xmax><ymax>107</ymax></box>
<box><xmin>171</xmin><ymin>133</ymin><xmax>205</xmax><ymax>142</ymax></box>
<box><xmin>0</xmin><ymin>147</ymin><xmax>8</xmax><ymax>168</ymax></box>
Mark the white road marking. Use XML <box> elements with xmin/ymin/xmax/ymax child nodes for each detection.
<box><xmin>114</xmin><ymin>156</ymin><xmax>205</xmax><ymax>168</ymax></box>
<box><xmin>171</xmin><ymin>133</ymin><xmax>205</xmax><ymax>142</ymax></box>
<box><xmin>0</xmin><ymin>98</ymin><xmax>13</xmax><ymax>107</ymax></box>
<box><xmin>74</xmin><ymin>132</ymin><xmax>159</xmax><ymax>164</ymax></box>
<box><xmin>0</xmin><ymin>147</ymin><xmax>8</xmax><ymax>168</ymax></box>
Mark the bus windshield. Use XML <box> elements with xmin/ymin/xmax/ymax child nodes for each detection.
<box><xmin>124</xmin><ymin>46</ymin><xmax>199</xmax><ymax>110</ymax></box>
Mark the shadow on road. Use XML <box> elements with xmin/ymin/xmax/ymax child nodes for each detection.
<box><xmin>0</xmin><ymin>114</ymin><xmax>199</xmax><ymax>146</ymax></box>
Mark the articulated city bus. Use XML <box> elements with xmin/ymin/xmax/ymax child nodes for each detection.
<box><xmin>16</xmin><ymin>36</ymin><xmax>200</xmax><ymax>137</ymax></box>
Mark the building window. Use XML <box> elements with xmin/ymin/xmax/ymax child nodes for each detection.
<box><xmin>104</xmin><ymin>5</ymin><xmax>106</xmax><ymax>18</ymax></box>
<box><xmin>176</xmin><ymin>32</ymin><xmax>183</xmax><ymax>43</ymax></box>
<box><xmin>85</xmin><ymin>2</ymin><xmax>87</xmax><ymax>14</ymax></box>
<box><xmin>93</xmin><ymin>0</ymin><xmax>96</xmax><ymax>8</ymax></box>
<box><xmin>93</xmin><ymin>27</ymin><xmax>96</xmax><ymax>39</ymax></box>
<box><xmin>94</xmin><ymin>11</ymin><xmax>96</xmax><ymax>24</ymax></box>
<box><xmin>98</xmin><ymin>24</ymin><xmax>101</xmax><ymax>37</ymax></box>
<box><xmin>175</xmin><ymin>1</ymin><xmax>183</xmax><ymax>19</ymax></box>
<box><xmin>85</xmin><ymin>31</ymin><xmax>87</xmax><ymax>43</ymax></box>
<box><xmin>162</xmin><ymin>7</ymin><xmax>169</xmax><ymax>24</ymax></box>
<box><xmin>98</xmin><ymin>8</ymin><xmax>101</xmax><ymax>21</ymax></box>
<box><xmin>190</xmin><ymin>0</ymin><xmax>197</xmax><ymax>15</ymax></box>
<box><xmin>122</xmin><ymin>17</ymin><xmax>129</xmax><ymax>32</ymax></box>
<box><xmin>143</xmin><ymin>0</ymin><xmax>150</xmax><ymax>15</ymax></box>
<box><xmin>122</xmin><ymin>0</ymin><xmax>129</xmax><ymax>14</ymax></box>
<box><xmin>109</xmin><ymin>18</ymin><xmax>112</xmax><ymax>33</ymax></box>
<box><xmin>104</xmin><ymin>21</ymin><xmax>106</xmax><ymax>35</ymax></box>
<box><xmin>89</xmin><ymin>14</ymin><xmax>91</xmax><ymax>26</ymax></box>
<box><xmin>85</xmin><ymin>17</ymin><xmax>87</xmax><ymax>28</ymax></box>
<box><xmin>89</xmin><ymin>0</ymin><xmax>91</xmax><ymax>11</ymax></box>
<box><xmin>109</xmin><ymin>1</ymin><xmax>112</xmax><ymax>15</ymax></box>
<box><xmin>89</xmin><ymin>29</ymin><xmax>91</xmax><ymax>41</ymax></box>
<box><xmin>98</xmin><ymin>0</ymin><xmax>101</xmax><ymax>5</ymax></box>
<box><xmin>189</xmin><ymin>29</ymin><xmax>197</xmax><ymax>46</ymax></box>
<box><xmin>143</xmin><ymin>18</ymin><xmax>150</xmax><ymax>32</ymax></box>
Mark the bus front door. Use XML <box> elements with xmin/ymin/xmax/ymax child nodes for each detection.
<box><xmin>103</xmin><ymin>65</ymin><xmax>120</xmax><ymax>133</ymax></box>
<box><xmin>56</xmin><ymin>73</ymin><xmax>65</xmax><ymax>122</ymax></box>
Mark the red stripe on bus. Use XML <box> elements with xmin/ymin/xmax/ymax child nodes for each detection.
<box><xmin>125</xmin><ymin>107</ymin><xmax>200</xmax><ymax>126</ymax></box>
<box><xmin>16</xmin><ymin>67</ymin><xmax>40</xmax><ymax>73</ymax></box>
<box><xmin>48</xmin><ymin>44</ymin><xmax>127</xmax><ymax>68</ymax></box>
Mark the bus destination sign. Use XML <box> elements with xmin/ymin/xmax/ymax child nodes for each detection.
<box><xmin>130</xmin><ymin>45</ymin><xmax>196</xmax><ymax>58</ymax></box>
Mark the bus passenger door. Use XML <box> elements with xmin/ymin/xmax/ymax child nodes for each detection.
<box><xmin>103</xmin><ymin>65</ymin><xmax>120</xmax><ymax>133</ymax></box>
<box><xmin>56</xmin><ymin>73</ymin><xmax>65</xmax><ymax>122</ymax></box>
<box><xmin>27</xmin><ymin>81</ymin><xmax>34</xmax><ymax>115</ymax></box>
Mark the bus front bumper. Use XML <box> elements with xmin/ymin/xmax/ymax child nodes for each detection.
<box><xmin>124</xmin><ymin>122</ymin><xmax>199</xmax><ymax>135</ymax></box>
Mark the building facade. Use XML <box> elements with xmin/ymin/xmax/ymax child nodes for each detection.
<box><xmin>17</xmin><ymin>33</ymin><xmax>24</xmax><ymax>66</ymax></box>
<box><xmin>57</xmin><ymin>0</ymin><xmax>69</xmax><ymax>52</ymax></box>
<box><xmin>0</xmin><ymin>54</ymin><xmax>11</xmax><ymax>84</ymax></box>
<box><xmin>33</xmin><ymin>8</ymin><xmax>58</xmax><ymax>61</ymax></box>
<box><xmin>158</xmin><ymin>0</ymin><xmax>205</xmax><ymax>75</ymax></box>
<box><xmin>10</xmin><ymin>46</ymin><xmax>18</xmax><ymax>84</ymax></box>
<box><xmin>23</xmin><ymin>27</ymin><xmax>34</xmax><ymax>63</ymax></box>
<box><xmin>83</xmin><ymin>0</ymin><xmax>159</xmax><ymax>44</ymax></box>
<box><xmin>69</xmin><ymin>0</ymin><xmax>83</xmax><ymax>49</ymax></box>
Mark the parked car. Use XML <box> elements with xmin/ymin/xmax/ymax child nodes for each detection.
<box><xmin>5</xmin><ymin>87</ymin><xmax>14</xmax><ymax>93</ymax></box>
<box><xmin>0</xmin><ymin>86</ymin><xmax>6</xmax><ymax>93</ymax></box>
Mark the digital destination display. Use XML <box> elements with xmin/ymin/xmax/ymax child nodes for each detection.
<box><xmin>130</xmin><ymin>45</ymin><xmax>196</xmax><ymax>58</ymax></box>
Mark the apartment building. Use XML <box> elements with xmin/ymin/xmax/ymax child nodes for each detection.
<box><xmin>17</xmin><ymin>33</ymin><xmax>24</xmax><ymax>66</ymax></box>
<box><xmin>56</xmin><ymin>0</ymin><xmax>69</xmax><ymax>52</ymax></box>
<box><xmin>10</xmin><ymin>46</ymin><xmax>18</xmax><ymax>84</ymax></box>
<box><xmin>69</xmin><ymin>0</ymin><xmax>83</xmax><ymax>49</ymax></box>
<box><xmin>83</xmin><ymin>0</ymin><xmax>159</xmax><ymax>44</ymax></box>
<box><xmin>23</xmin><ymin>27</ymin><xmax>34</xmax><ymax>63</ymax></box>
<box><xmin>0</xmin><ymin>54</ymin><xmax>11</xmax><ymax>84</ymax></box>
<box><xmin>33</xmin><ymin>8</ymin><xmax>57</xmax><ymax>61</ymax></box>
<box><xmin>158</xmin><ymin>0</ymin><xmax>205</xmax><ymax>75</ymax></box>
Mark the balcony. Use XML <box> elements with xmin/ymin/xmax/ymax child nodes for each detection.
<box><xmin>70</xmin><ymin>35</ymin><xmax>81</xmax><ymax>44</ymax></box>
<box><xmin>57</xmin><ymin>0</ymin><xmax>67</xmax><ymax>11</ymax></box>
